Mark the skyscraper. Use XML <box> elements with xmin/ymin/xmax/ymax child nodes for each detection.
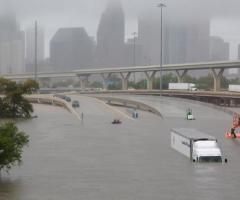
<box><xmin>138</xmin><ymin>14</ymin><xmax>211</xmax><ymax>66</ymax></box>
<box><xmin>210</xmin><ymin>36</ymin><xmax>229</xmax><ymax>61</ymax></box>
<box><xmin>238</xmin><ymin>44</ymin><xmax>240</xmax><ymax>60</ymax></box>
<box><xmin>0</xmin><ymin>14</ymin><xmax>25</xmax><ymax>74</ymax></box>
<box><xmin>95</xmin><ymin>0</ymin><xmax>125</xmax><ymax>67</ymax></box>
<box><xmin>50</xmin><ymin>27</ymin><xmax>94</xmax><ymax>72</ymax></box>
<box><xmin>185</xmin><ymin>19</ymin><xmax>210</xmax><ymax>63</ymax></box>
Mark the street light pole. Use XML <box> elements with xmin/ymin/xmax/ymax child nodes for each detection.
<box><xmin>132</xmin><ymin>32</ymin><xmax>137</xmax><ymax>84</ymax></box>
<box><xmin>34</xmin><ymin>20</ymin><xmax>38</xmax><ymax>82</ymax></box>
<box><xmin>157</xmin><ymin>3</ymin><xmax>166</xmax><ymax>96</ymax></box>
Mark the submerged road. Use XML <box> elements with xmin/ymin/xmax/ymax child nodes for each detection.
<box><xmin>0</xmin><ymin>95</ymin><xmax>239</xmax><ymax>200</ymax></box>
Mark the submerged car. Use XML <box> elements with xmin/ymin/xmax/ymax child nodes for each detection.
<box><xmin>72</xmin><ymin>100</ymin><xmax>80</xmax><ymax>108</ymax></box>
<box><xmin>64</xmin><ymin>96</ymin><xmax>71</xmax><ymax>102</ymax></box>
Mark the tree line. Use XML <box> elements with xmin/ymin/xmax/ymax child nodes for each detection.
<box><xmin>0</xmin><ymin>78</ymin><xmax>39</xmax><ymax>173</ymax></box>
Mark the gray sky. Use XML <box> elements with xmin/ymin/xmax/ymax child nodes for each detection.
<box><xmin>2</xmin><ymin>0</ymin><xmax>240</xmax><ymax>58</ymax></box>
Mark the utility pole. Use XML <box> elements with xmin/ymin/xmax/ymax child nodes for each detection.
<box><xmin>157</xmin><ymin>3</ymin><xmax>166</xmax><ymax>96</ymax></box>
<box><xmin>34</xmin><ymin>20</ymin><xmax>38</xmax><ymax>82</ymax></box>
<box><xmin>132</xmin><ymin>32</ymin><xmax>137</xmax><ymax>84</ymax></box>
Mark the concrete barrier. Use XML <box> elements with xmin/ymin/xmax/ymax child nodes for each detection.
<box><xmin>25</xmin><ymin>95</ymin><xmax>81</xmax><ymax>120</ymax></box>
<box><xmin>163</xmin><ymin>96</ymin><xmax>239</xmax><ymax>116</ymax></box>
<box><xmin>88</xmin><ymin>95</ymin><xmax>162</xmax><ymax>117</ymax></box>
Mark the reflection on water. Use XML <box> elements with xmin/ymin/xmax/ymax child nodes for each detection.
<box><xmin>0</xmin><ymin>177</ymin><xmax>21</xmax><ymax>200</ymax></box>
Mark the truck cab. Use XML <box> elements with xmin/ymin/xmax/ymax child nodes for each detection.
<box><xmin>192</xmin><ymin>141</ymin><xmax>222</xmax><ymax>163</ymax></box>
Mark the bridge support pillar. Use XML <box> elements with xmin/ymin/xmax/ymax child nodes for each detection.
<box><xmin>101</xmin><ymin>73</ymin><xmax>112</xmax><ymax>90</ymax></box>
<box><xmin>145</xmin><ymin>71</ymin><xmax>156</xmax><ymax>90</ymax></box>
<box><xmin>78</xmin><ymin>75</ymin><xmax>89</xmax><ymax>91</ymax></box>
<box><xmin>211</xmin><ymin>68</ymin><xmax>224</xmax><ymax>92</ymax></box>
<box><xmin>175</xmin><ymin>69</ymin><xmax>188</xmax><ymax>83</ymax></box>
<box><xmin>120</xmin><ymin>72</ymin><xmax>131</xmax><ymax>90</ymax></box>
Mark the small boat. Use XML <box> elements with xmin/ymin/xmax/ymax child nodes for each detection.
<box><xmin>112</xmin><ymin>119</ymin><xmax>122</xmax><ymax>124</ymax></box>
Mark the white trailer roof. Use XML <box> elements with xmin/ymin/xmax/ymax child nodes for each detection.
<box><xmin>172</xmin><ymin>128</ymin><xmax>216</xmax><ymax>140</ymax></box>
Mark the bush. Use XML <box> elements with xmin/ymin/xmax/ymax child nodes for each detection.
<box><xmin>0</xmin><ymin>122</ymin><xmax>29</xmax><ymax>172</ymax></box>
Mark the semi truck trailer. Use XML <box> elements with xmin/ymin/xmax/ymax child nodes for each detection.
<box><xmin>229</xmin><ymin>85</ymin><xmax>240</xmax><ymax>92</ymax></box>
<box><xmin>168</xmin><ymin>83</ymin><xmax>197</xmax><ymax>91</ymax></box>
<box><xmin>171</xmin><ymin>128</ymin><xmax>225</xmax><ymax>163</ymax></box>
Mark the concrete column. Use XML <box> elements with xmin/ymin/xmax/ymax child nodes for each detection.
<box><xmin>101</xmin><ymin>73</ymin><xmax>112</xmax><ymax>90</ymax></box>
<box><xmin>175</xmin><ymin>69</ymin><xmax>188</xmax><ymax>83</ymax></box>
<box><xmin>120</xmin><ymin>72</ymin><xmax>131</xmax><ymax>90</ymax></box>
<box><xmin>211</xmin><ymin>68</ymin><xmax>224</xmax><ymax>92</ymax></box>
<box><xmin>145</xmin><ymin>71</ymin><xmax>156</xmax><ymax>90</ymax></box>
<box><xmin>78</xmin><ymin>75</ymin><xmax>89</xmax><ymax>91</ymax></box>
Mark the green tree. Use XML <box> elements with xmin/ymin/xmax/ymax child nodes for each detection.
<box><xmin>221</xmin><ymin>76</ymin><xmax>229</xmax><ymax>89</ymax></box>
<box><xmin>229</xmin><ymin>78</ymin><xmax>240</xmax><ymax>85</ymax></box>
<box><xmin>22</xmin><ymin>79</ymin><xmax>39</xmax><ymax>94</ymax></box>
<box><xmin>183</xmin><ymin>75</ymin><xmax>197</xmax><ymax>84</ymax></box>
<box><xmin>197</xmin><ymin>74</ymin><xmax>213</xmax><ymax>90</ymax></box>
<box><xmin>0</xmin><ymin>78</ymin><xmax>38</xmax><ymax>118</ymax></box>
<box><xmin>153</xmin><ymin>73</ymin><xmax>178</xmax><ymax>89</ymax></box>
<box><xmin>0</xmin><ymin>122</ymin><xmax>29</xmax><ymax>173</ymax></box>
<box><xmin>89</xmin><ymin>81</ymin><xmax>103</xmax><ymax>89</ymax></box>
<box><xmin>107</xmin><ymin>75</ymin><xmax>122</xmax><ymax>90</ymax></box>
<box><xmin>129</xmin><ymin>80</ymin><xmax>147</xmax><ymax>89</ymax></box>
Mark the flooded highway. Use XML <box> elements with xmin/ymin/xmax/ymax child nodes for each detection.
<box><xmin>0</xmin><ymin>95</ymin><xmax>239</xmax><ymax>200</ymax></box>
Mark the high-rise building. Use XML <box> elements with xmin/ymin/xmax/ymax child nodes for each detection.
<box><xmin>138</xmin><ymin>16</ymin><xmax>161</xmax><ymax>65</ymax></box>
<box><xmin>238</xmin><ymin>44</ymin><xmax>240</xmax><ymax>60</ymax></box>
<box><xmin>95</xmin><ymin>0</ymin><xmax>125</xmax><ymax>67</ymax></box>
<box><xmin>138</xmin><ymin>14</ymin><xmax>211</xmax><ymax>66</ymax></box>
<box><xmin>0</xmin><ymin>14</ymin><xmax>25</xmax><ymax>74</ymax></box>
<box><xmin>50</xmin><ymin>27</ymin><xmax>94</xmax><ymax>72</ymax></box>
<box><xmin>210</xmin><ymin>36</ymin><xmax>229</xmax><ymax>61</ymax></box>
<box><xmin>125</xmin><ymin>37</ymin><xmax>143</xmax><ymax>67</ymax></box>
<box><xmin>185</xmin><ymin>20</ymin><xmax>210</xmax><ymax>63</ymax></box>
<box><xmin>227</xmin><ymin>43</ymin><xmax>240</xmax><ymax>76</ymax></box>
<box><xmin>25</xmin><ymin>25</ymin><xmax>45</xmax><ymax>73</ymax></box>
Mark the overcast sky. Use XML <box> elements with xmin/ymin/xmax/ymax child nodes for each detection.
<box><xmin>1</xmin><ymin>0</ymin><xmax>240</xmax><ymax>58</ymax></box>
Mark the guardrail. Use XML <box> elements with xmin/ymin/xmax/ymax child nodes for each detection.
<box><xmin>75</xmin><ymin>90</ymin><xmax>240</xmax><ymax>108</ymax></box>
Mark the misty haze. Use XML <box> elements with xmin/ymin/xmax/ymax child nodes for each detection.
<box><xmin>0</xmin><ymin>0</ymin><xmax>239</xmax><ymax>74</ymax></box>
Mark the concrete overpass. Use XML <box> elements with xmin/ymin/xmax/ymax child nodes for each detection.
<box><xmin>2</xmin><ymin>60</ymin><xmax>240</xmax><ymax>92</ymax></box>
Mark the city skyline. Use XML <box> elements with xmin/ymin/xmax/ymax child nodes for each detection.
<box><xmin>2</xmin><ymin>0</ymin><xmax>239</xmax><ymax>59</ymax></box>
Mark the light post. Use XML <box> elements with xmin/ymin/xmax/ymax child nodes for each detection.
<box><xmin>157</xmin><ymin>3</ymin><xmax>166</xmax><ymax>96</ymax></box>
<box><xmin>34</xmin><ymin>20</ymin><xmax>38</xmax><ymax>82</ymax></box>
<box><xmin>132</xmin><ymin>32</ymin><xmax>137</xmax><ymax>84</ymax></box>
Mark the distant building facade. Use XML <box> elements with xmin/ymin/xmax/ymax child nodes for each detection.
<box><xmin>50</xmin><ymin>27</ymin><xmax>95</xmax><ymax>72</ymax></box>
<box><xmin>25</xmin><ymin>25</ymin><xmax>45</xmax><ymax>73</ymax></box>
<box><xmin>227</xmin><ymin>43</ymin><xmax>240</xmax><ymax>76</ymax></box>
<box><xmin>124</xmin><ymin>37</ymin><xmax>143</xmax><ymax>67</ymax></box>
<box><xmin>0</xmin><ymin>14</ymin><xmax>25</xmax><ymax>74</ymax></box>
<box><xmin>138</xmin><ymin>15</ymin><xmax>211</xmax><ymax>65</ymax></box>
<box><xmin>210</xmin><ymin>36</ymin><xmax>229</xmax><ymax>61</ymax></box>
<box><xmin>238</xmin><ymin>44</ymin><xmax>240</xmax><ymax>60</ymax></box>
<box><xmin>95</xmin><ymin>0</ymin><xmax>126</xmax><ymax>67</ymax></box>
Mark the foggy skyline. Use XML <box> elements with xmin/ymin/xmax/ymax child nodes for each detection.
<box><xmin>1</xmin><ymin>0</ymin><xmax>240</xmax><ymax>58</ymax></box>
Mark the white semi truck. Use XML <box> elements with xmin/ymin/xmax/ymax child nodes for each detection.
<box><xmin>171</xmin><ymin>128</ymin><xmax>226</xmax><ymax>163</ymax></box>
<box><xmin>168</xmin><ymin>83</ymin><xmax>197</xmax><ymax>91</ymax></box>
<box><xmin>229</xmin><ymin>85</ymin><xmax>240</xmax><ymax>92</ymax></box>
